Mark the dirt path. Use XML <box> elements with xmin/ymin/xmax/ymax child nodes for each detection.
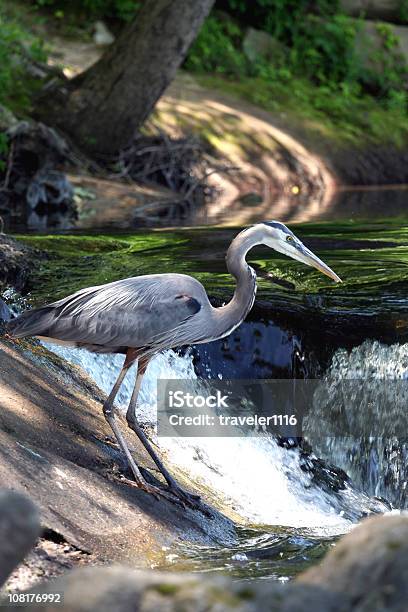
<box><xmin>47</xmin><ymin>37</ymin><xmax>335</xmax><ymax>227</ymax></box>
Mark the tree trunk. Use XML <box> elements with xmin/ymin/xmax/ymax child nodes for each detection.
<box><xmin>41</xmin><ymin>0</ymin><xmax>215</xmax><ymax>156</ymax></box>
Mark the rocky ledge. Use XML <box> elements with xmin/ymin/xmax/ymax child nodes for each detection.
<box><xmin>0</xmin><ymin>337</ymin><xmax>235</xmax><ymax>577</ymax></box>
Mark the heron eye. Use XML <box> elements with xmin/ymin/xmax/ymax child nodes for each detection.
<box><xmin>286</xmin><ymin>235</ymin><xmax>294</xmax><ymax>242</ymax></box>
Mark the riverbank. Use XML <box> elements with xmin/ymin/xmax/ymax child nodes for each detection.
<box><xmin>44</xmin><ymin>28</ymin><xmax>408</xmax><ymax>191</ymax></box>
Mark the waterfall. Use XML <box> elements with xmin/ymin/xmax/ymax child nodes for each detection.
<box><xmin>42</xmin><ymin>338</ymin><xmax>396</xmax><ymax>531</ymax></box>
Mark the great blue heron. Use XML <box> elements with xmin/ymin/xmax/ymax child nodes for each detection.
<box><xmin>8</xmin><ymin>221</ymin><xmax>341</xmax><ymax>509</ymax></box>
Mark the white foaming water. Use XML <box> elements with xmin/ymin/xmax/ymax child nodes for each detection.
<box><xmin>329</xmin><ymin>340</ymin><xmax>408</xmax><ymax>381</ymax></box>
<box><xmin>305</xmin><ymin>340</ymin><xmax>408</xmax><ymax>508</ymax></box>
<box><xmin>43</xmin><ymin>339</ymin><xmax>353</xmax><ymax>530</ymax></box>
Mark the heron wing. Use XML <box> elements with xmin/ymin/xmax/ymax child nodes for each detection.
<box><xmin>8</xmin><ymin>274</ymin><xmax>204</xmax><ymax>349</ymax></box>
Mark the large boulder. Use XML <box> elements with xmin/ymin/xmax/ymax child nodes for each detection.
<box><xmin>93</xmin><ymin>21</ymin><xmax>115</xmax><ymax>46</ymax></box>
<box><xmin>354</xmin><ymin>20</ymin><xmax>408</xmax><ymax>78</ymax></box>
<box><xmin>0</xmin><ymin>122</ymin><xmax>76</xmax><ymax>231</ymax></box>
<box><xmin>298</xmin><ymin>513</ymin><xmax>408</xmax><ymax>610</ymax></box>
<box><xmin>242</xmin><ymin>27</ymin><xmax>287</xmax><ymax>64</ymax></box>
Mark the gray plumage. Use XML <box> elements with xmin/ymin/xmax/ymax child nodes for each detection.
<box><xmin>9</xmin><ymin>275</ymin><xmax>207</xmax><ymax>354</ymax></box>
<box><xmin>7</xmin><ymin>222</ymin><xmax>341</xmax><ymax>508</ymax></box>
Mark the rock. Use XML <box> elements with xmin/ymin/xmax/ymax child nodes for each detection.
<box><xmin>340</xmin><ymin>0</ymin><xmax>402</xmax><ymax>22</ymax></box>
<box><xmin>2</xmin><ymin>565</ymin><xmax>341</xmax><ymax>612</ymax></box>
<box><xmin>0</xmin><ymin>235</ymin><xmax>42</xmax><ymax>292</ymax></box>
<box><xmin>354</xmin><ymin>20</ymin><xmax>408</xmax><ymax>78</ymax></box>
<box><xmin>1</xmin><ymin>121</ymin><xmax>77</xmax><ymax>230</ymax></box>
<box><xmin>1</xmin><ymin>566</ymin><xmax>269</xmax><ymax>611</ymax></box>
<box><xmin>277</xmin><ymin>584</ymin><xmax>344</xmax><ymax>612</ymax></box>
<box><xmin>0</xmin><ymin>340</ymin><xmax>236</xmax><ymax>569</ymax></box>
<box><xmin>0</xmin><ymin>490</ymin><xmax>40</xmax><ymax>588</ymax></box>
<box><xmin>93</xmin><ymin>21</ymin><xmax>115</xmax><ymax>46</ymax></box>
<box><xmin>243</xmin><ymin>27</ymin><xmax>286</xmax><ymax>64</ymax></box>
<box><xmin>298</xmin><ymin>514</ymin><xmax>408</xmax><ymax>610</ymax></box>
<box><xmin>26</xmin><ymin>169</ymin><xmax>73</xmax><ymax>209</ymax></box>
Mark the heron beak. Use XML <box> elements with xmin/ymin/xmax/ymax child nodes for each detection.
<box><xmin>291</xmin><ymin>243</ymin><xmax>342</xmax><ymax>283</ymax></box>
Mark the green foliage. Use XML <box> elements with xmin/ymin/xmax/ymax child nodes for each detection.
<box><xmin>191</xmin><ymin>4</ymin><xmax>356</xmax><ymax>84</ymax></box>
<box><xmin>187</xmin><ymin>1</ymin><xmax>408</xmax><ymax>143</ymax></box>
<box><xmin>30</xmin><ymin>0</ymin><xmax>140</xmax><ymax>21</ymax></box>
<box><xmin>288</xmin><ymin>14</ymin><xmax>359</xmax><ymax>85</ymax></box>
<box><xmin>185</xmin><ymin>16</ymin><xmax>248</xmax><ymax>77</ymax></box>
<box><xmin>222</xmin><ymin>0</ymin><xmax>339</xmax><ymax>40</ymax></box>
<box><xmin>0</xmin><ymin>13</ymin><xmax>47</xmax><ymax>113</ymax></box>
<box><xmin>188</xmin><ymin>7</ymin><xmax>361</xmax><ymax>86</ymax></box>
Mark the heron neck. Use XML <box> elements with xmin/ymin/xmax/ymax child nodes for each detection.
<box><xmin>215</xmin><ymin>227</ymin><xmax>261</xmax><ymax>337</ymax></box>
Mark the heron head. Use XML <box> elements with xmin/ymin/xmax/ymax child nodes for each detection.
<box><xmin>260</xmin><ymin>221</ymin><xmax>342</xmax><ymax>283</ymax></box>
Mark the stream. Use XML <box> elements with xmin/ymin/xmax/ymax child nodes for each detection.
<box><xmin>4</xmin><ymin>187</ymin><xmax>408</xmax><ymax>582</ymax></box>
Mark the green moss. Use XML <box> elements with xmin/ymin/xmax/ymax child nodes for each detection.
<box><xmin>387</xmin><ymin>540</ymin><xmax>402</xmax><ymax>550</ymax></box>
<box><xmin>12</xmin><ymin>219</ymin><xmax>408</xmax><ymax>319</ymax></box>
<box><xmin>237</xmin><ymin>587</ymin><xmax>255</xmax><ymax>600</ymax></box>
<box><xmin>152</xmin><ymin>583</ymin><xmax>180</xmax><ymax>596</ymax></box>
<box><xmin>19</xmin><ymin>235</ymin><xmax>129</xmax><ymax>256</ymax></box>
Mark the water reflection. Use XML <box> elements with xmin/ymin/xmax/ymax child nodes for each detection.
<box><xmin>196</xmin><ymin>186</ymin><xmax>408</xmax><ymax>227</ymax></box>
<box><xmin>3</xmin><ymin>185</ymin><xmax>408</xmax><ymax>232</ymax></box>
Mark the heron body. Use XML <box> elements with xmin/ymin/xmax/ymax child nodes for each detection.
<box><xmin>8</xmin><ymin>222</ymin><xmax>341</xmax><ymax>509</ymax></box>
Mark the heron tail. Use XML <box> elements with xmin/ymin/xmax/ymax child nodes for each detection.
<box><xmin>7</xmin><ymin>306</ymin><xmax>57</xmax><ymax>338</ymax></box>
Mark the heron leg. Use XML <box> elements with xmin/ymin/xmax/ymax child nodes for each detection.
<box><xmin>102</xmin><ymin>354</ymin><xmax>185</xmax><ymax>505</ymax></box>
<box><xmin>125</xmin><ymin>357</ymin><xmax>200</xmax><ymax>507</ymax></box>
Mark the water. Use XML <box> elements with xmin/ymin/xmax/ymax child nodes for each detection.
<box><xmin>159</xmin><ymin>526</ymin><xmax>336</xmax><ymax>581</ymax></box>
<box><xmin>195</xmin><ymin>186</ymin><xmax>408</xmax><ymax>227</ymax></box>
<box><xmin>305</xmin><ymin>340</ymin><xmax>408</xmax><ymax>509</ymax></box>
<box><xmin>4</xmin><ymin>182</ymin><xmax>408</xmax><ymax>231</ymax></box>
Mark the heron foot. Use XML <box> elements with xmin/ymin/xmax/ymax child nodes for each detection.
<box><xmin>153</xmin><ymin>469</ymin><xmax>202</xmax><ymax>508</ymax></box>
<box><xmin>166</xmin><ymin>482</ymin><xmax>213</xmax><ymax>516</ymax></box>
<box><xmin>167</xmin><ymin>482</ymin><xmax>201</xmax><ymax>506</ymax></box>
<box><xmin>118</xmin><ymin>473</ymin><xmax>207</xmax><ymax>514</ymax></box>
<box><xmin>118</xmin><ymin>474</ymin><xmax>186</xmax><ymax>506</ymax></box>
